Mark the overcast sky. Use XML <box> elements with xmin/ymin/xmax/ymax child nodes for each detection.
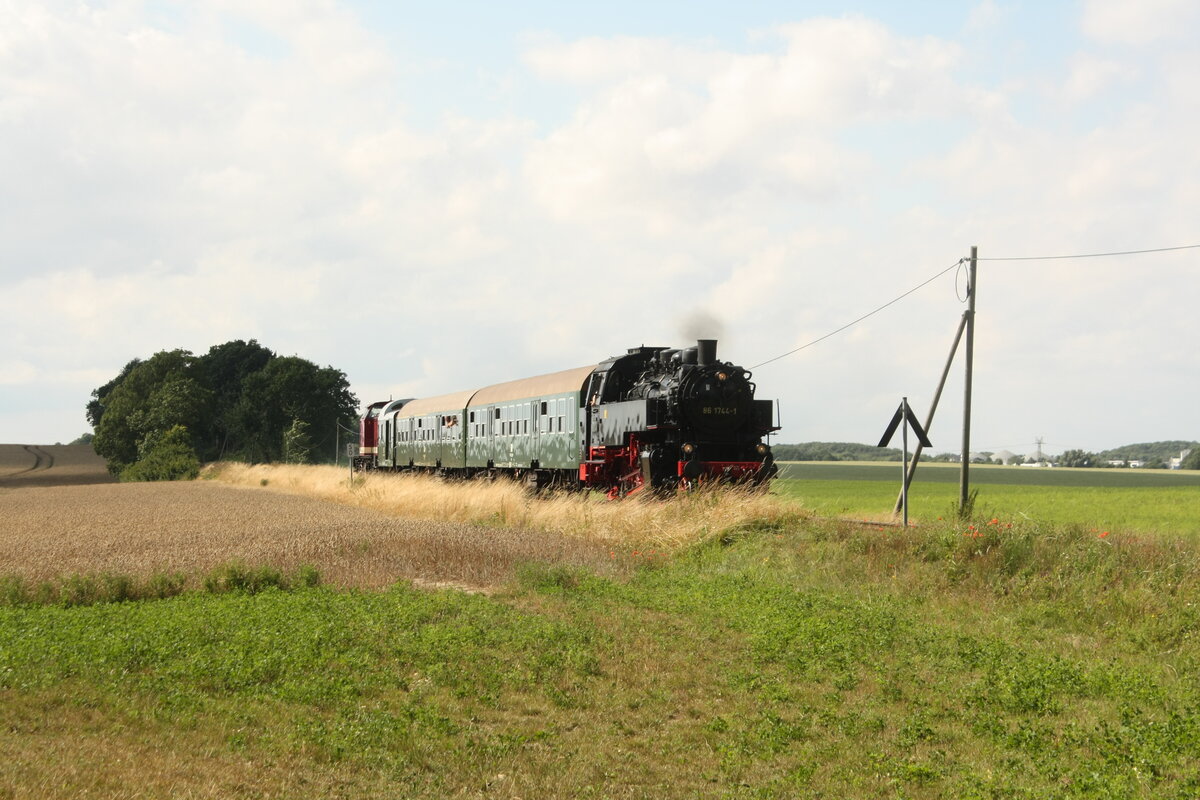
<box><xmin>2</xmin><ymin>0</ymin><xmax>1197</xmax><ymax>455</ymax></box>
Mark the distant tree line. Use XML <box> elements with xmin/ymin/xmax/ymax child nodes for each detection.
<box><xmin>1059</xmin><ymin>442</ymin><xmax>1199</xmax><ymax>469</ymax></box>
<box><xmin>772</xmin><ymin>440</ymin><xmax>1200</xmax><ymax>469</ymax></box>
<box><xmin>87</xmin><ymin>340</ymin><xmax>358</xmax><ymax>481</ymax></box>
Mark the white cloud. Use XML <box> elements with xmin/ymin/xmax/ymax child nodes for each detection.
<box><xmin>1061</xmin><ymin>54</ymin><xmax>1136</xmax><ymax>102</ymax></box>
<box><xmin>523</xmin><ymin>18</ymin><xmax>966</xmax><ymax>239</ymax></box>
<box><xmin>0</xmin><ymin>3</ymin><xmax>1196</xmax><ymax>451</ymax></box>
<box><xmin>0</xmin><ymin>361</ymin><xmax>38</xmax><ymax>386</ymax></box>
<box><xmin>965</xmin><ymin>1</ymin><xmax>1008</xmax><ymax>32</ymax></box>
<box><xmin>523</xmin><ymin>34</ymin><xmax>727</xmax><ymax>86</ymax></box>
<box><xmin>1081</xmin><ymin>0</ymin><xmax>1200</xmax><ymax>46</ymax></box>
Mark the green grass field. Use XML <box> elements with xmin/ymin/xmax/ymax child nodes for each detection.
<box><xmin>4</xmin><ymin>519</ymin><xmax>1200</xmax><ymax>798</ymax></box>
<box><xmin>774</xmin><ymin>462</ymin><xmax>1200</xmax><ymax>535</ymax></box>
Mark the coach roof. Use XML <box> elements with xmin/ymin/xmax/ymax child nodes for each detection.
<box><xmin>394</xmin><ymin>389</ymin><xmax>478</xmax><ymax>418</ymax></box>
<box><xmin>468</xmin><ymin>365</ymin><xmax>595</xmax><ymax>408</ymax></box>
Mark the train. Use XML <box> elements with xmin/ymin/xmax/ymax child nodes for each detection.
<box><xmin>354</xmin><ymin>339</ymin><xmax>779</xmax><ymax>497</ymax></box>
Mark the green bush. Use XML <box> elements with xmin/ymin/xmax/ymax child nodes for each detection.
<box><xmin>202</xmin><ymin>563</ymin><xmax>286</xmax><ymax>594</ymax></box>
<box><xmin>121</xmin><ymin>425</ymin><xmax>201</xmax><ymax>481</ymax></box>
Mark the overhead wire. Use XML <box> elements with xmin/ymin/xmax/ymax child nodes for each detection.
<box><xmin>977</xmin><ymin>243</ymin><xmax>1200</xmax><ymax>261</ymax></box>
<box><xmin>750</xmin><ymin>258</ymin><xmax>965</xmax><ymax>370</ymax></box>
<box><xmin>752</xmin><ymin>241</ymin><xmax>1199</xmax><ymax>370</ymax></box>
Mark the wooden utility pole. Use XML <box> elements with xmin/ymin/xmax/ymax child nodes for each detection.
<box><xmin>893</xmin><ymin>313</ymin><xmax>968</xmax><ymax>515</ymax></box>
<box><xmin>958</xmin><ymin>246</ymin><xmax>977</xmax><ymax>516</ymax></box>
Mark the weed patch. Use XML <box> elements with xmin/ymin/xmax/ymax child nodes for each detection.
<box><xmin>0</xmin><ymin>564</ymin><xmax>320</xmax><ymax>608</ymax></box>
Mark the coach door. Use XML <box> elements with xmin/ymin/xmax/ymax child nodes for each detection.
<box><xmin>531</xmin><ymin>400</ymin><xmax>541</xmax><ymax>466</ymax></box>
<box><xmin>487</xmin><ymin>406</ymin><xmax>497</xmax><ymax>467</ymax></box>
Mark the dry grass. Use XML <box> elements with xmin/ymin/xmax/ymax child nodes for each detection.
<box><xmin>0</xmin><ymin>480</ymin><xmax>621</xmax><ymax>592</ymax></box>
<box><xmin>207</xmin><ymin>462</ymin><xmax>806</xmax><ymax>549</ymax></box>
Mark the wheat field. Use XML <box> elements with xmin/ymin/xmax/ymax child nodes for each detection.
<box><xmin>0</xmin><ymin>479</ymin><xmax>623</xmax><ymax>591</ymax></box>
<box><xmin>1</xmin><ymin>443</ymin><xmax>802</xmax><ymax>591</ymax></box>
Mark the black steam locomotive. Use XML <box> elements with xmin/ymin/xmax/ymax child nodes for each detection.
<box><xmin>357</xmin><ymin>339</ymin><xmax>778</xmax><ymax>497</ymax></box>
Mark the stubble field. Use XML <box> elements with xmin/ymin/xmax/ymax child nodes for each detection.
<box><xmin>0</xmin><ymin>443</ymin><xmax>116</xmax><ymax>488</ymax></box>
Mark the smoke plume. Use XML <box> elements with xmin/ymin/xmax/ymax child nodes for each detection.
<box><xmin>678</xmin><ymin>309</ymin><xmax>725</xmax><ymax>342</ymax></box>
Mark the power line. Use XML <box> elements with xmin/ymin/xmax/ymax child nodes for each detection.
<box><xmin>977</xmin><ymin>243</ymin><xmax>1200</xmax><ymax>261</ymax></box>
<box><xmin>750</xmin><ymin>258</ymin><xmax>965</xmax><ymax>370</ymax></box>
<box><xmin>752</xmin><ymin>240</ymin><xmax>1198</xmax><ymax>370</ymax></box>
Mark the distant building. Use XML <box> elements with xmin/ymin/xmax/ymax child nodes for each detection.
<box><xmin>1170</xmin><ymin>449</ymin><xmax>1193</xmax><ymax>470</ymax></box>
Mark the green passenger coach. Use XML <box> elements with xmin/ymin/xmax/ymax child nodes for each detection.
<box><xmin>465</xmin><ymin>366</ymin><xmax>594</xmax><ymax>473</ymax></box>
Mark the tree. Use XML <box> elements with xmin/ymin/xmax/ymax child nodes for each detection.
<box><xmin>194</xmin><ymin>340</ymin><xmax>274</xmax><ymax>460</ymax></box>
<box><xmin>1057</xmin><ymin>449</ymin><xmax>1095</xmax><ymax>468</ymax></box>
<box><xmin>233</xmin><ymin>356</ymin><xmax>357</xmax><ymax>463</ymax></box>
<box><xmin>86</xmin><ymin>358</ymin><xmax>141</xmax><ymax>428</ymax></box>
<box><xmin>92</xmin><ymin>350</ymin><xmax>196</xmax><ymax>474</ymax></box>
<box><xmin>1183</xmin><ymin>449</ymin><xmax>1200</xmax><ymax>470</ymax></box>
<box><xmin>282</xmin><ymin>418</ymin><xmax>313</xmax><ymax>464</ymax></box>
<box><xmin>87</xmin><ymin>341</ymin><xmax>358</xmax><ymax>477</ymax></box>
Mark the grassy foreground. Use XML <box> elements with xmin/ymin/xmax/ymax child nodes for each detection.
<box><xmin>3</xmin><ymin>513</ymin><xmax>1199</xmax><ymax>798</ymax></box>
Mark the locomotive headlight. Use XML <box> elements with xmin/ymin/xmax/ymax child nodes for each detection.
<box><xmin>756</xmin><ymin>443</ymin><xmax>769</xmax><ymax>456</ymax></box>
<box><xmin>716</xmin><ymin>371</ymin><xmax>728</xmax><ymax>381</ymax></box>
<box><xmin>681</xmin><ymin>442</ymin><xmax>696</xmax><ymax>455</ymax></box>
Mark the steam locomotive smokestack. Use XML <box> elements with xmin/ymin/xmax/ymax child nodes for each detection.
<box><xmin>697</xmin><ymin>339</ymin><xmax>717</xmax><ymax>367</ymax></box>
